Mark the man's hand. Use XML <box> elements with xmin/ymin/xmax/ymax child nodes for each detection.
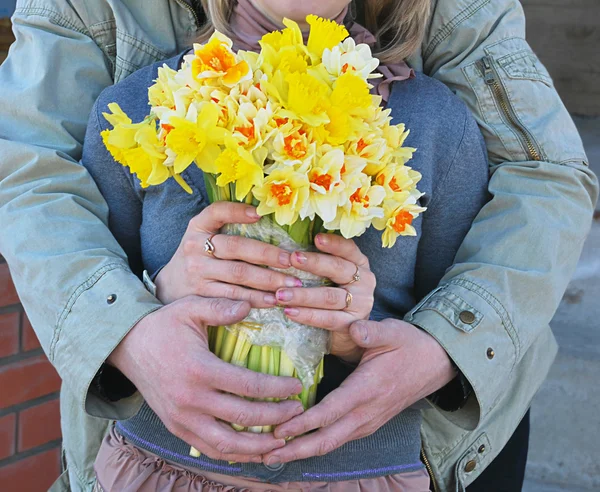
<box><xmin>263</xmin><ymin>318</ymin><xmax>457</xmax><ymax>465</ymax></box>
<box><xmin>108</xmin><ymin>296</ymin><xmax>304</xmax><ymax>463</ymax></box>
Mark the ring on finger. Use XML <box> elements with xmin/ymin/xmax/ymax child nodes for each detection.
<box><xmin>204</xmin><ymin>234</ymin><xmax>217</xmax><ymax>256</ymax></box>
<box><xmin>344</xmin><ymin>289</ymin><xmax>353</xmax><ymax>310</ymax></box>
<box><xmin>343</xmin><ymin>263</ymin><xmax>360</xmax><ymax>286</ymax></box>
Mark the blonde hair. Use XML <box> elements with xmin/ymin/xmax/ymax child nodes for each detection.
<box><xmin>196</xmin><ymin>0</ymin><xmax>431</xmax><ymax>63</ymax></box>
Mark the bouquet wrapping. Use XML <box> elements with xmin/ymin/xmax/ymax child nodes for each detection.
<box><xmin>100</xmin><ymin>15</ymin><xmax>425</xmax><ymax>448</ymax></box>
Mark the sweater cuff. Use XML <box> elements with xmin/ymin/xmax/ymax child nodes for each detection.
<box><xmin>50</xmin><ymin>264</ymin><xmax>162</xmax><ymax>420</ymax></box>
<box><xmin>405</xmin><ymin>279</ymin><xmax>518</xmax><ymax>430</ymax></box>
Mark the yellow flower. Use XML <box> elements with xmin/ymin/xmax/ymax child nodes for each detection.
<box><xmin>373</xmin><ymin>194</ymin><xmax>427</xmax><ymax>248</ymax></box>
<box><xmin>330</xmin><ymin>72</ymin><xmax>372</xmax><ymax>115</ymax></box>
<box><xmin>282</xmin><ymin>72</ymin><xmax>330</xmax><ymax>126</ymax></box>
<box><xmin>305</xmin><ymin>149</ymin><xmax>345</xmax><ymax>222</ymax></box>
<box><xmin>306</xmin><ymin>15</ymin><xmax>349</xmax><ymax>59</ymax></box>
<box><xmin>260</xmin><ymin>18</ymin><xmax>304</xmax><ymax>52</ymax></box>
<box><xmin>384</xmin><ymin>123</ymin><xmax>416</xmax><ymax>164</ymax></box>
<box><xmin>192</xmin><ymin>32</ymin><xmax>251</xmax><ymax>86</ymax></box>
<box><xmin>214</xmin><ymin>138</ymin><xmax>264</xmax><ymax>201</ymax></box>
<box><xmin>102</xmin><ymin>103</ymin><xmax>132</xmax><ymax>127</ymax></box>
<box><xmin>253</xmin><ymin>166</ymin><xmax>310</xmax><ymax>225</ymax></box>
<box><xmin>148</xmin><ymin>64</ymin><xmax>179</xmax><ymax>110</ymax></box>
<box><xmin>324</xmin><ymin>175</ymin><xmax>385</xmax><ymax>238</ymax></box>
<box><xmin>324</xmin><ymin>106</ymin><xmax>352</xmax><ymax>145</ymax></box>
<box><xmin>272</xmin><ymin>125</ymin><xmax>315</xmax><ymax>167</ymax></box>
<box><xmin>347</xmin><ymin>135</ymin><xmax>389</xmax><ymax>175</ymax></box>
<box><xmin>376</xmin><ymin>164</ymin><xmax>422</xmax><ymax>198</ymax></box>
<box><xmin>164</xmin><ymin>103</ymin><xmax>227</xmax><ymax>174</ymax></box>
<box><xmin>101</xmin><ymin>104</ymin><xmax>150</xmax><ymax>165</ymax></box>
<box><xmin>322</xmin><ymin>38</ymin><xmax>380</xmax><ymax>81</ymax></box>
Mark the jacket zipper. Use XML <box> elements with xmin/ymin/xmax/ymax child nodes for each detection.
<box><xmin>479</xmin><ymin>56</ymin><xmax>542</xmax><ymax>162</ymax></box>
<box><xmin>421</xmin><ymin>447</ymin><xmax>440</xmax><ymax>492</ymax></box>
<box><xmin>173</xmin><ymin>0</ymin><xmax>201</xmax><ymax>28</ymax></box>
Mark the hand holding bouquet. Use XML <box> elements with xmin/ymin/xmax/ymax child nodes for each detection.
<box><xmin>101</xmin><ymin>14</ymin><xmax>425</xmax><ymax>451</ymax></box>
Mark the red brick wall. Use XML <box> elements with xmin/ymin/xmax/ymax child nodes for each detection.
<box><xmin>0</xmin><ymin>257</ymin><xmax>63</xmax><ymax>492</ymax></box>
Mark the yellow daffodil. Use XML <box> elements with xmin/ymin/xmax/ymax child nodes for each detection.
<box><xmin>272</xmin><ymin>125</ymin><xmax>315</xmax><ymax>167</ymax></box>
<box><xmin>347</xmin><ymin>135</ymin><xmax>389</xmax><ymax>175</ymax></box>
<box><xmin>384</xmin><ymin>123</ymin><xmax>416</xmax><ymax>164</ymax></box>
<box><xmin>305</xmin><ymin>149</ymin><xmax>345</xmax><ymax>222</ymax></box>
<box><xmin>376</xmin><ymin>164</ymin><xmax>422</xmax><ymax>198</ymax></box>
<box><xmin>253</xmin><ymin>166</ymin><xmax>310</xmax><ymax>225</ymax></box>
<box><xmin>214</xmin><ymin>137</ymin><xmax>264</xmax><ymax>201</ymax></box>
<box><xmin>148</xmin><ymin>64</ymin><xmax>180</xmax><ymax>110</ymax></box>
<box><xmin>164</xmin><ymin>102</ymin><xmax>227</xmax><ymax>174</ymax></box>
<box><xmin>191</xmin><ymin>32</ymin><xmax>251</xmax><ymax>86</ymax></box>
<box><xmin>325</xmin><ymin>175</ymin><xmax>385</xmax><ymax>238</ymax></box>
<box><xmin>260</xmin><ymin>18</ymin><xmax>304</xmax><ymax>52</ymax></box>
<box><xmin>281</xmin><ymin>72</ymin><xmax>330</xmax><ymax>126</ymax></box>
<box><xmin>306</xmin><ymin>15</ymin><xmax>349</xmax><ymax>59</ymax></box>
<box><xmin>373</xmin><ymin>194</ymin><xmax>427</xmax><ymax>247</ymax></box>
<box><xmin>330</xmin><ymin>72</ymin><xmax>372</xmax><ymax>115</ymax></box>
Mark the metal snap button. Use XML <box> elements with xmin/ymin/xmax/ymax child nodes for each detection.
<box><xmin>478</xmin><ymin>445</ymin><xmax>486</xmax><ymax>454</ymax></box>
<box><xmin>459</xmin><ymin>311</ymin><xmax>476</xmax><ymax>324</ymax></box>
<box><xmin>486</xmin><ymin>348</ymin><xmax>495</xmax><ymax>359</ymax></box>
<box><xmin>106</xmin><ymin>294</ymin><xmax>117</xmax><ymax>304</ymax></box>
<box><xmin>464</xmin><ymin>460</ymin><xmax>477</xmax><ymax>473</ymax></box>
<box><xmin>264</xmin><ymin>462</ymin><xmax>284</xmax><ymax>472</ymax></box>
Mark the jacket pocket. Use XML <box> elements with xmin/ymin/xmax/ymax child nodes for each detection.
<box><xmin>463</xmin><ymin>37</ymin><xmax>588</xmax><ymax>166</ymax></box>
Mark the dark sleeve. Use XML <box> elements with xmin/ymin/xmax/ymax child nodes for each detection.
<box><xmin>81</xmin><ymin>103</ymin><xmax>145</xmax><ymax>278</ymax></box>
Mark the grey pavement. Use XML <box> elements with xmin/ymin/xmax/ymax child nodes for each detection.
<box><xmin>522</xmin><ymin>116</ymin><xmax>600</xmax><ymax>492</ymax></box>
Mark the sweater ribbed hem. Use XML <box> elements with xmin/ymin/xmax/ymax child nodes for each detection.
<box><xmin>118</xmin><ymin>403</ymin><xmax>423</xmax><ymax>483</ymax></box>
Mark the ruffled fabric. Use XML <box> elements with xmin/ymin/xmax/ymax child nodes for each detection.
<box><xmin>94</xmin><ymin>427</ymin><xmax>430</xmax><ymax>491</ymax></box>
<box><xmin>230</xmin><ymin>0</ymin><xmax>413</xmax><ymax>101</ymax></box>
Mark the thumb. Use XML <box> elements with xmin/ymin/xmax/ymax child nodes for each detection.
<box><xmin>349</xmin><ymin>319</ymin><xmax>398</xmax><ymax>349</ymax></box>
<box><xmin>178</xmin><ymin>296</ymin><xmax>251</xmax><ymax>328</ymax></box>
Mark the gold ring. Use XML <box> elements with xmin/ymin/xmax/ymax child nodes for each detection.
<box><xmin>344</xmin><ymin>264</ymin><xmax>360</xmax><ymax>286</ymax></box>
<box><xmin>344</xmin><ymin>290</ymin><xmax>353</xmax><ymax>310</ymax></box>
<box><xmin>204</xmin><ymin>234</ymin><xmax>217</xmax><ymax>256</ymax></box>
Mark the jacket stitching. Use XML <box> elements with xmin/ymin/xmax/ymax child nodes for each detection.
<box><xmin>424</xmin><ymin>0</ymin><xmax>490</xmax><ymax>60</ymax></box>
<box><xmin>16</xmin><ymin>7</ymin><xmax>90</xmax><ymax>36</ymax></box>
<box><xmin>50</xmin><ymin>263</ymin><xmax>129</xmax><ymax>362</ymax></box>
<box><xmin>116</xmin><ymin>30</ymin><xmax>169</xmax><ymax>60</ymax></box>
<box><xmin>448</xmin><ymin>278</ymin><xmax>520</xmax><ymax>358</ymax></box>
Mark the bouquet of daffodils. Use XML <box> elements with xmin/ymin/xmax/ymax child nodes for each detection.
<box><xmin>101</xmin><ymin>15</ymin><xmax>424</xmax><ymax>446</ymax></box>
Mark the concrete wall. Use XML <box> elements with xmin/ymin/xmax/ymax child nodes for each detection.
<box><xmin>522</xmin><ymin>0</ymin><xmax>600</xmax><ymax>116</ymax></box>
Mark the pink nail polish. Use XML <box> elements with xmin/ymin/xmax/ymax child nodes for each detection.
<box><xmin>284</xmin><ymin>307</ymin><xmax>299</xmax><ymax>316</ymax></box>
<box><xmin>285</xmin><ymin>277</ymin><xmax>300</xmax><ymax>288</ymax></box>
<box><xmin>294</xmin><ymin>252</ymin><xmax>307</xmax><ymax>264</ymax></box>
<box><xmin>277</xmin><ymin>290</ymin><xmax>292</xmax><ymax>302</ymax></box>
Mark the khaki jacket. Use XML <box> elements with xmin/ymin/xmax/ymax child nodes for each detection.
<box><xmin>0</xmin><ymin>1</ymin><xmax>597</xmax><ymax>491</ymax></box>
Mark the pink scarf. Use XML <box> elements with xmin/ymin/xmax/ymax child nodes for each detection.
<box><xmin>230</xmin><ymin>0</ymin><xmax>414</xmax><ymax>101</ymax></box>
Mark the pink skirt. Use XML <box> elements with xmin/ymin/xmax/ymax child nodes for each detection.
<box><xmin>94</xmin><ymin>427</ymin><xmax>430</xmax><ymax>492</ymax></box>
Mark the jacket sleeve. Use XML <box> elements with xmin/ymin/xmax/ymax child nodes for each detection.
<box><xmin>0</xmin><ymin>4</ymin><xmax>161</xmax><ymax>420</ymax></box>
<box><xmin>404</xmin><ymin>0</ymin><xmax>599</xmax><ymax>429</ymax></box>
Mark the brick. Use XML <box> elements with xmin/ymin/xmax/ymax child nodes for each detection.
<box><xmin>0</xmin><ymin>413</ymin><xmax>16</xmax><ymax>460</ymax></box>
<box><xmin>0</xmin><ymin>311</ymin><xmax>20</xmax><ymax>358</ymax></box>
<box><xmin>0</xmin><ymin>263</ymin><xmax>19</xmax><ymax>308</ymax></box>
<box><xmin>21</xmin><ymin>314</ymin><xmax>41</xmax><ymax>352</ymax></box>
<box><xmin>18</xmin><ymin>398</ymin><xmax>61</xmax><ymax>452</ymax></box>
<box><xmin>0</xmin><ymin>355</ymin><xmax>61</xmax><ymax>410</ymax></box>
<box><xmin>0</xmin><ymin>447</ymin><xmax>61</xmax><ymax>492</ymax></box>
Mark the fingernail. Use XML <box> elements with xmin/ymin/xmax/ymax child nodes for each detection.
<box><xmin>293</xmin><ymin>403</ymin><xmax>305</xmax><ymax>415</ymax></box>
<box><xmin>245</xmin><ymin>207</ymin><xmax>260</xmax><ymax>219</ymax></box>
<box><xmin>316</xmin><ymin>234</ymin><xmax>328</xmax><ymax>245</ymax></box>
<box><xmin>275</xmin><ymin>439</ymin><xmax>287</xmax><ymax>449</ymax></box>
<box><xmin>229</xmin><ymin>301</ymin><xmax>244</xmax><ymax>317</ymax></box>
<box><xmin>354</xmin><ymin>322</ymin><xmax>368</xmax><ymax>342</ymax></box>
<box><xmin>266</xmin><ymin>456</ymin><xmax>281</xmax><ymax>466</ymax></box>
<box><xmin>279</xmin><ymin>252</ymin><xmax>291</xmax><ymax>267</ymax></box>
<box><xmin>284</xmin><ymin>277</ymin><xmax>301</xmax><ymax>288</ymax></box>
<box><xmin>277</xmin><ymin>290</ymin><xmax>292</xmax><ymax>302</ymax></box>
<box><xmin>284</xmin><ymin>307</ymin><xmax>299</xmax><ymax>317</ymax></box>
<box><xmin>264</xmin><ymin>294</ymin><xmax>277</xmax><ymax>305</ymax></box>
<box><xmin>294</xmin><ymin>252</ymin><xmax>307</xmax><ymax>264</ymax></box>
<box><xmin>252</xmin><ymin>456</ymin><xmax>263</xmax><ymax>463</ymax></box>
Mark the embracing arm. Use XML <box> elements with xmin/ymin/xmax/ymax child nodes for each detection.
<box><xmin>0</xmin><ymin>5</ymin><xmax>161</xmax><ymax>419</ymax></box>
<box><xmin>405</xmin><ymin>0</ymin><xmax>598</xmax><ymax>428</ymax></box>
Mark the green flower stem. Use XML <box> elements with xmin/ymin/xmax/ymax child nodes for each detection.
<box><xmin>220</xmin><ymin>328</ymin><xmax>239</xmax><ymax>363</ymax></box>
<box><xmin>213</xmin><ymin>326</ymin><xmax>226</xmax><ymax>358</ymax></box>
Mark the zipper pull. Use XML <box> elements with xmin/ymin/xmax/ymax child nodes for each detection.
<box><xmin>481</xmin><ymin>56</ymin><xmax>495</xmax><ymax>85</ymax></box>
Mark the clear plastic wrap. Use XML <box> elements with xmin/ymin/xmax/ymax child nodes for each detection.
<box><xmin>221</xmin><ymin>218</ymin><xmax>330</xmax><ymax>389</ymax></box>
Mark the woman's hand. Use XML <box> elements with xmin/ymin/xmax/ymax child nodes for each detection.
<box><xmin>262</xmin><ymin>319</ymin><xmax>456</xmax><ymax>465</ymax></box>
<box><xmin>277</xmin><ymin>233</ymin><xmax>376</xmax><ymax>362</ymax></box>
<box><xmin>155</xmin><ymin>202</ymin><xmax>302</xmax><ymax>307</ymax></box>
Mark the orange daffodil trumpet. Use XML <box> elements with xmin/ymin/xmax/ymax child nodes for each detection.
<box><xmin>101</xmin><ymin>15</ymin><xmax>424</xmax><ymax>249</ymax></box>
